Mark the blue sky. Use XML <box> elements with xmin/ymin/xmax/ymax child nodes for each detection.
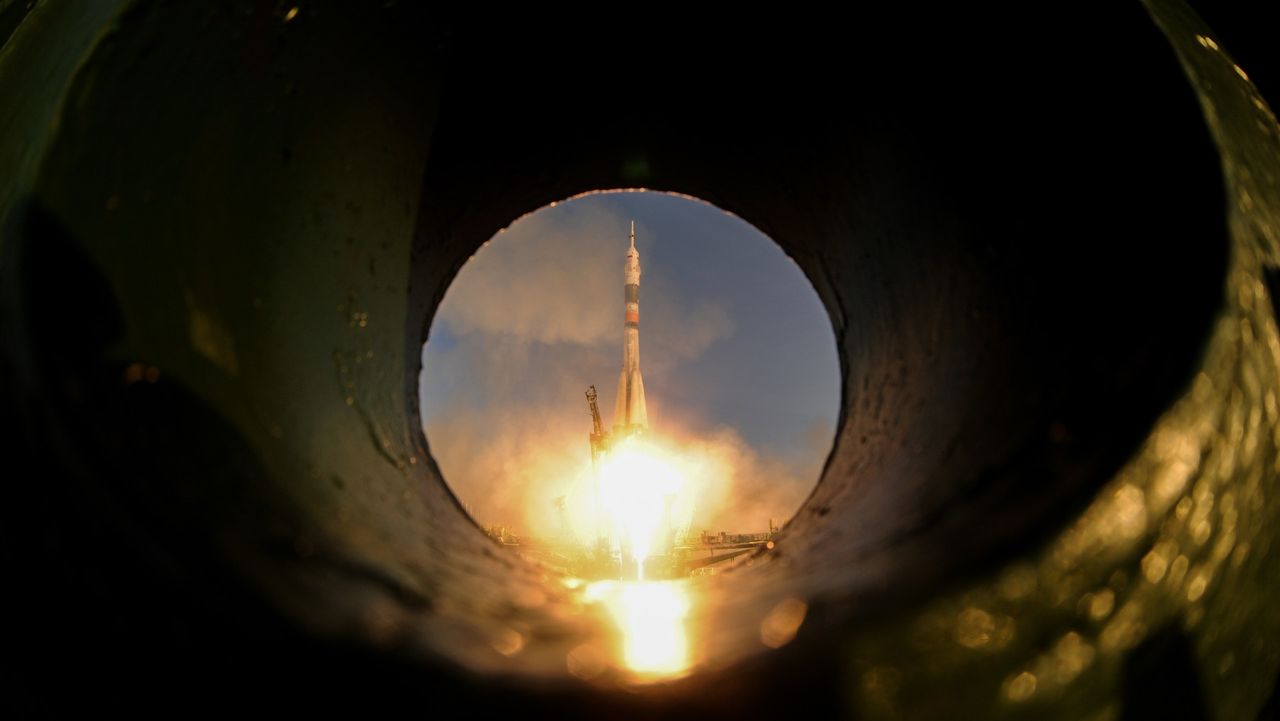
<box><xmin>419</xmin><ymin>191</ymin><xmax>839</xmax><ymax>535</ymax></box>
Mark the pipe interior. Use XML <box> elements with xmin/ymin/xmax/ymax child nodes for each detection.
<box><xmin>1</xmin><ymin>2</ymin><xmax>1232</xmax><ymax>713</ymax></box>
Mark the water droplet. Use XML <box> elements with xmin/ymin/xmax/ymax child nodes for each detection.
<box><xmin>760</xmin><ymin>597</ymin><xmax>807</xmax><ymax>649</ymax></box>
<box><xmin>491</xmin><ymin>627</ymin><xmax>525</xmax><ymax>657</ymax></box>
<box><xmin>1087</xmin><ymin>588</ymin><xmax>1115</xmax><ymax>621</ymax></box>
<box><xmin>1187</xmin><ymin>568</ymin><xmax>1210</xmax><ymax>602</ymax></box>
<box><xmin>123</xmin><ymin>363</ymin><xmax>145</xmax><ymax>385</ymax></box>
<box><xmin>955</xmin><ymin>607</ymin><xmax>995</xmax><ymax>649</ymax></box>
<box><xmin>1006</xmin><ymin>671</ymin><xmax>1037</xmax><ymax>702</ymax></box>
<box><xmin>1142</xmin><ymin>547</ymin><xmax>1169</xmax><ymax>583</ymax></box>
<box><xmin>567</xmin><ymin>643</ymin><xmax>607</xmax><ymax>680</ymax></box>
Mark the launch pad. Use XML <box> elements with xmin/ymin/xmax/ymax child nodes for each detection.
<box><xmin>486</xmin><ymin>525</ymin><xmax>777</xmax><ymax>581</ymax></box>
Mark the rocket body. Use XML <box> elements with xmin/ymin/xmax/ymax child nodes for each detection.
<box><xmin>613</xmin><ymin>222</ymin><xmax>648</xmax><ymax>434</ymax></box>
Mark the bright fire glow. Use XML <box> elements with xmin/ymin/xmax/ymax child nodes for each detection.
<box><xmin>588</xmin><ymin>580</ymin><xmax>691</xmax><ymax>679</ymax></box>
<box><xmin>516</xmin><ymin>420</ymin><xmax>799</xmax><ymax>556</ymax></box>
<box><xmin>596</xmin><ymin>437</ymin><xmax>688</xmax><ymax>577</ymax></box>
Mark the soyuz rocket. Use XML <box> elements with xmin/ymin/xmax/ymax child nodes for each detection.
<box><xmin>613</xmin><ymin>221</ymin><xmax>648</xmax><ymax>435</ymax></box>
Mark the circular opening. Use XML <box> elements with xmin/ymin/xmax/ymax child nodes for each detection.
<box><xmin>416</xmin><ymin>189</ymin><xmax>840</xmax><ymax>678</ymax></box>
<box><xmin>421</xmin><ymin>191</ymin><xmax>838</xmax><ymax>551</ymax></box>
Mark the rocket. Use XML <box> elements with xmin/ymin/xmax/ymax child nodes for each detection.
<box><xmin>613</xmin><ymin>220</ymin><xmax>648</xmax><ymax>435</ymax></box>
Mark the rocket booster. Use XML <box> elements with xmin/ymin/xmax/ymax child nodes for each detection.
<box><xmin>613</xmin><ymin>221</ymin><xmax>648</xmax><ymax>434</ymax></box>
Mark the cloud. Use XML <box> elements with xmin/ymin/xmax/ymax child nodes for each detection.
<box><xmin>640</xmin><ymin>297</ymin><xmax>735</xmax><ymax>376</ymax></box>
<box><xmin>424</xmin><ymin>404</ymin><xmax>587</xmax><ymax>536</ymax></box>
<box><xmin>440</xmin><ymin>203</ymin><xmax>623</xmax><ymax>346</ymax></box>
<box><xmin>436</xmin><ymin>199</ymin><xmax>733</xmax><ymax>363</ymax></box>
<box><xmin>664</xmin><ymin>424</ymin><xmax>816</xmax><ymax>535</ymax></box>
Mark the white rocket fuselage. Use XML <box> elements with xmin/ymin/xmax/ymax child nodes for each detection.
<box><xmin>613</xmin><ymin>222</ymin><xmax>648</xmax><ymax>435</ymax></box>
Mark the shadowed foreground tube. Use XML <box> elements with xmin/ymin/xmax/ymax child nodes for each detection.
<box><xmin>1</xmin><ymin>2</ymin><xmax>1278</xmax><ymax>718</ymax></box>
